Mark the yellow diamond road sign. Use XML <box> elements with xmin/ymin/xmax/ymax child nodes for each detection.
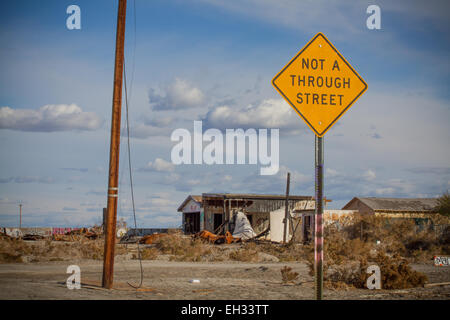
<box><xmin>272</xmin><ymin>33</ymin><xmax>367</xmax><ymax>137</ymax></box>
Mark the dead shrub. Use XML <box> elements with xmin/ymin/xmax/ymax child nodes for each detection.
<box><xmin>325</xmin><ymin>280</ymin><xmax>350</xmax><ymax>290</ymax></box>
<box><xmin>175</xmin><ymin>240</ymin><xmax>215</xmax><ymax>262</ymax></box>
<box><xmin>139</xmin><ymin>247</ymin><xmax>159</xmax><ymax>260</ymax></box>
<box><xmin>280</xmin><ymin>266</ymin><xmax>299</xmax><ymax>283</ymax></box>
<box><xmin>0</xmin><ymin>252</ymin><xmax>23</xmax><ymax>263</ymax></box>
<box><xmin>76</xmin><ymin>240</ymin><xmax>105</xmax><ymax>260</ymax></box>
<box><xmin>440</xmin><ymin>225</ymin><xmax>450</xmax><ymax>245</ymax></box>
<box><xmin>359</xmin><ymin>252</ymin><xmax>428</xmax><ymax>289</ymax></box>
<box><xmin>339</xmin><ymin>213</ymin><xmax>450</xmax><ymax>261</ymax></box>
<box><xmin>325</xmin><ymin>260</ymin><xmax>364</xmax><ymax>289</ymax></box>
<box><xmin>0</xmin><ymin>237</ymin><xmax>127</xmax><ymax>262</ymax></box>
<box><xmin>229</xmin><ymin>243</ymin><xmax>259</xmax><ymax>262</ymax></box>
<box><xmin>306</xmin><ymin>222</ymin><xmax>428</xmax><ymax>290</ymax></box>
<box><xmin>252</xmin><ymin>242</ymin><xmax>310</xmax><ymax>262</ymax></box>
<box><xmin>153</xmin><ymin>234</ymin><xmax>189</xmax><ymax>255</ymax></box>
<box><xmin>0</xmin><ymin>238</ymin><xmax>32</xmax><ymax>263</ymax></box>
<box><xmin>153</xmin><ymin>234</ymin><xmax>216</xmax><ymax>262</ymax></box>
<box><xmin>306</xmin><ymin>223</ymin><xmax>372</xmax><ymax>281</ymax></box>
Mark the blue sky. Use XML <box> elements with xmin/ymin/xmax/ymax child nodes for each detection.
<box><xmin>0</xmin><ymin>0</ymin><xmax>449</xmax><ymax>228</ymax></box>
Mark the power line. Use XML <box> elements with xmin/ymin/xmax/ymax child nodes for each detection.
<box><xmin>123</xmin><ymin>0</ymin><xmax>143</xmax><ymax>289</ymax></box>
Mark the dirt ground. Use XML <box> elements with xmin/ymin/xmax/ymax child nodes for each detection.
<box><xmin>0</xmin><ymin>258</ymin><xmax>449</xmax><ymax>300</ymax></box>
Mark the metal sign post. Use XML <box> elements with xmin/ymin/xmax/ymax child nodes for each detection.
<box><xmin>283</xmin><ymin>172</ymin><xmax>291</xmax><ymax>244</ymax></box>
<box><xmin>314</xmin><ymin>136</ymin><xmax>324</xmax><ymax>300</ymax></box>
<box><xmin>271</xmin><ymin>32</ymin><xmax>367</xmax><ymax>299</ymax></box>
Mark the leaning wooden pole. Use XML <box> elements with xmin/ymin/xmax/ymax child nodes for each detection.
<box><xmin>102</xmin><ymin>0</ymin><xmax>127</xmax><ymax>289</ymax></box>
<box><xmin>19</xmin><ymin>204</ymin><xmax>22</xmax><ymax>228</ymax></box>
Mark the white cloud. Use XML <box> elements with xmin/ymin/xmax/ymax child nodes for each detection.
<box><xmin>96</xmin><ymin>166</ymin><xmax>105</xmax><ymax>174</ymax></box>
<box><xmin>384</xmin><ymin>178</ymin><xmax>415</xmax><ymax>195</ymax></box>
<box><xmin>0</xmin><ymin>104</ymin><xmax>102</xmax><ymax>132</ymax></box>
<box><xmin>196</xmin><ymin>0</ymin><xmax>449</xmax><ymax>37</ymax></box>
<box><xmin>324</xmin><ymin>168</ymin><xmax>427</xmax><ymax>202</ymax></box>
<box><xmin>0</xmin><ymin>197</ymin><xmax>21</xmax><ymax>205</ymax></box>
<box><xmin>147</xmin><ymin>215</ymin><xmax>181</xmax><ymax>227</ymax></box>
<box><xmin>330</xmin><ymin>87</ymin><xmax>450</xmax><ymax>168</ymax></box>
<box><xmin>326</xmin><ymin>168</ymin><xmax>340</xmax><ymax>178</ymax></box>
<box><xmin>204</xmin><ymin>99</ymin><xmax>306</xmax><ymax>134</ymax></box>
<box><xmin>144</xmin><ymin>116</ymin><xmax>175</xmax><ymax>127</ymax></box>
<box><xmin>363</xmin><ymin>169</ymin><xmax>376</xmax><ymax>181</ymax></box>
<box><xmin>174</xmin><ymin>178</ymin><xmax>201</xmax><ymax>192</ymax></box>
<box><xmin>147</xmin><ymin>197</ymin><xmax>173</xmax><ymax>207</ymax></box>
<box><xmin>128</xmin><ymin>123</ymin><xmax>172</xmax><ymax>139</ymax></box>
<box><xmin>227</xmin><ymin>165</ymin><xmax>313</xmax><ymax>194</ymax></box>
<box><xmin>149</xmin><ymin>78</ymin><xmax>205</xmax><ymax>111</ymax></box>
<box><xmin>0</xmin><ymin>176</ymin><xmax>55</xmax><ymax>184</ymax></box>
<box><xmin>375</xmin><ymin>187</ymin><xmax>396</xmax><ymax>196</ymax></box>
<box><xmin>196</xmin><ymin>0</ymin><xmax>361</xmax><ymax>35</ymax></box>
<box><xmin>407</xmin><ymin>167</ymin><xmax>450</xmax><ymax>175</ymax></box>
<box><xmin>140</xmin><ymin>158</ymin><xmax>175</xmax><ymax>172</ymax></box>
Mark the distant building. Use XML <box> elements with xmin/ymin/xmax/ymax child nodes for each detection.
<box><xmin>292</xmin><ymin>199</ymin><xmax>354</xmax><ymax>242</ymax></box>
<box><xmin>177</xmin><ymin>195</ymin><xmax>203</xmax><ymax>234</ymax></box>
<box><xmin>342</xmin><ymin>197</ymin><xmax>438</xmax><ymax>219</ymax></box>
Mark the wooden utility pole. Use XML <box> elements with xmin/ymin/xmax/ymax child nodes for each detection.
<box><xmin>19</xmin><ymin>204</ymin><xmax>22</xmax><ymax>228</ymax></box>
<box><xmin>102</xmin><ymin>0</ymin><xmax>127</xmax><ymax>289</ymax></box>
<box><xmin>283</xmin><ymin>172</ymin><xmax>290</xmax><ymax>243</ymax></box>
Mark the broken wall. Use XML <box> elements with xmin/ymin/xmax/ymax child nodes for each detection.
<box><xmin>269</xmin><ymin>207</ymin><xmax>291</xmax><ymax>243</ymax></box>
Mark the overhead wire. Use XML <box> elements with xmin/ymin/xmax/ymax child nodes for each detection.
<box><xmin>122</xmin><ymin>0</ymin><xmax>143</xmax><ymax>289</ymax></box>
<box><xmin>124</xmin><ymin>63</ymin><xmax>143</xmax><ymax>289</ymax></box>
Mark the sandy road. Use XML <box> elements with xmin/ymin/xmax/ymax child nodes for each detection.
<box><xmin>0</xmin><ymin>260</ymin><xmax>448</xmax><ymax>300</ymax></box>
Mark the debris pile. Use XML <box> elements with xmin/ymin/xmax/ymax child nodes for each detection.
<box><xmin>0</xmin><ymin>226</ymin><xmax>103</xmax><ymax>242</ymax></box>
<box><xmin>194</xmin><ymin>230</ymin><xmax>240</xmax><ymax>244</ymax></box>
<box><xmin>192</xmin><ymin>211</ymin><xmax>256</xmax><ymax>244</ymax></box>
<box><xmin>231</xmin><ymin>212</ymin><xmax>257</xmax><ymax>240</ymax></box>
<box><xmin>53</xmin><ymin>227</ymin><xmax>101</xmax><ymax>242</ymax></box>
<box><xmin>139</xmin><ymin>233</ymin><xmax>169</xmax><ymax>244</ymax></box>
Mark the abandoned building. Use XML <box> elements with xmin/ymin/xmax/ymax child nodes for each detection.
<box><xmin>291</xmin><ymin>199</ymin><xmax>356</xmax><ymax>242</ymax></box>
<box><xmin>177</xmin><ymin>193</ymin><xmax>312</xmax><ymax>238</ymax></box>
<box><xmin>177</xmin><ymin>193</ymin><xmax>346</xmax><ymax>242</ymax></box>
<box><xmin>178</xmin><ymin>194</ymin><xmax>443</xmax><ymax>242</ymax></box>
<box><xmin>342</xmin><ymin>197</ymin><xmax>439</xmax><ymax>220</ymax></box>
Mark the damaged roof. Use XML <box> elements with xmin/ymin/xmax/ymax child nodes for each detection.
<box><xmin>202</xmin><ymin>193</ymin><xmax>311</xmax><ymax>201</ymax></box>
<box><xmin>191</xmin><ymin>195</ymin><xmax>202</xmax><ymax>202</ymax></box>
<box><xmin>177</xmin><ymin>195</ymin><xmax>202</xmax><ymax>212</ymax></box>
<box><xmin>344</xmin><ymin>197</ymin><xmax>438</xmax><ymax>212</ymax></box>
<box><xmin>178</xmin><ymin>193</ymin><xmax>312</xmax><ymax>212</ymax></box>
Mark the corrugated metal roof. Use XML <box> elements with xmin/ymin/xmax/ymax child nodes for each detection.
<box><xmin>178</xmin><ymin>193</ymin><xmax>313</xmax><ymax>212</ymax></box>
<box><xmin>202</xmin><ymin>193</ymin><xmax>311</xmax><ymax>201</ymax></box>
<box><xmin>356</xmin><ymin>197</ymin><xmax>438</xmax><ymax>212</ymax></box>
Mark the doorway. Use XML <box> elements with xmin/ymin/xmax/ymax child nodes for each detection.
<box><xmin>213</xmin><ymin>213</ymin><xmax>223</xmax><ymax>232</ymax></box>
<box><xmin>184</xmin><ymin>212</ymin><xmax>200</xmax><ymax>234</ymax></box>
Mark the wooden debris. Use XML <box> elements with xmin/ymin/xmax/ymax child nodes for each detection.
<box><xmin>424</xmin><ymin>282</ymin><xmax>450</xmax><ymax>288</ymax></box>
